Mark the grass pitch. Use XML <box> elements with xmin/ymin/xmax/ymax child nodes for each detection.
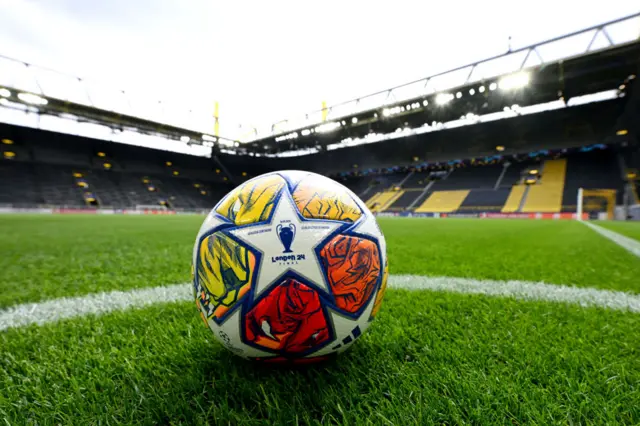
<box><xmin>1</xmin><ymin>215</ymin><xmax>639</xmax><ymax>425</ymax></box>
<box><xmin>597</xmin><ymin>220</ymin><xmax>640</xmax><ymax>242</ymax></box>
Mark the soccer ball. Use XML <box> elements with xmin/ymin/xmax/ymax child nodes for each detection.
<box><xmin>192</xmin><ymin>170</ymin><xmax>388</xmax><ymax>363</ymax></box>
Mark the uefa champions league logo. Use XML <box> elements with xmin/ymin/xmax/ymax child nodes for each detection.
<box><xmin>276</xmin><ymin>223</ymin><xmax>296</xmax><ymax>253</ymax></box>
<box><xmin>272</xmin><ymin>222</ymin><xmax>305</xmax><ymax>264</ymax></box>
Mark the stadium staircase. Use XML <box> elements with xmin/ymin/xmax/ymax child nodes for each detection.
<box><xmin>385</xmin><ymin>189</ymin><xmax>423</xmax><ymax>211</ymax></box>
<box><xmin>366</xmin><ymin>190</ymin><xmax>404</xmax><ymax>213</ymax></box>
<box><xmin>521</xmin><ymin>159</ymin><xmax>567</xmax><ymax>213</ymax></box>
<box><xmin>414</xmin><ymin>190</ymin><xmax>470</xmax><ymax>213</ymax></box>
<box><xmin>406</xmin><ymin>181</ymin><xmax>435</xmax><ymax>210</ymax></box>
<box><xmin>501</xmin><ymin>185</ymin><xmax>527</xmax><ymax>212</ymax></box>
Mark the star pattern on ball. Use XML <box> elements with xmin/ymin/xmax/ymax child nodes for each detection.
<box><xmin>227</xmin><ymin>190</ymin><xmax>343</xmax><ymax>300</ymax></box>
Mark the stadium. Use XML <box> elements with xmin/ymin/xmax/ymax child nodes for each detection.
<box><xmin>1</xmin><ymin>4</ymin><xmax>640</xmax><ymax>425</ymax></box>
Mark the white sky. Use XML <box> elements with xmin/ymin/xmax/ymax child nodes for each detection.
<box><xmin>0</xmin><ymin>0</ymin><xmax>638</xmax><ymax>139</ymax></box>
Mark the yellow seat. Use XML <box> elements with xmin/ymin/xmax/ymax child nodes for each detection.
<box><xmin>521</xmin><ymin>159</ymin><xmax>567</xmax><ymax>213</ymax></box>
<box><xmin>502</xmin><ymin>185</ymin><xmax>526</xmax><ymax>212</ymax></box>
<box><xmin>414</xmin><ymin>190</ymin><xmax>469</xmax><ymax>213</ymax></box>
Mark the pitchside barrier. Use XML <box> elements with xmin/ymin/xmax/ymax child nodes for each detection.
<box><xmin>0</xmin><ymin>206</ymin><xmax>617</xmax><ymax>220</ymax></box>
<box><xmin>376</xmin><ymin>211</ymin><xmax>590</xmax><ymax>220</ymax></box>
<box><xmin>0</xmin><ymin>206</ymin><xmax>208</xmax><ymax>215</ymax></box>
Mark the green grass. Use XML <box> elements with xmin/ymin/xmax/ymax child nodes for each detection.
<box><xmin>596</xmin><ymin>220</ymin><xmax>640</xmax><ymax>242</ymax></box>
<box><xmin>1</xmin><ymin>215</ymin><xmax>640</xmax><ymax>424</ymax></box>
<box><xmin>381</xmin><ymin>218</ymin><xmax>640</xmax><ymax>292</ymax></box>
<box><xmin>2</xmin><ymin>292</ymin><xmax>639</xmax><ymax>425</ymax></box>
<box><xmin>2</xmin><ymin>216</ymin><xmax>638</xmax><ymax>309</ymax></box>
<box><xmin>0</xmin><ymin>215</ymin><xmax>198</xmax><ymax>308</ymax></box>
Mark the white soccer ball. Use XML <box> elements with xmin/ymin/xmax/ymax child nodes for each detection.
<box><xmin>192</xmin><ymin>171</ymin><xmax>387</xmax><ymax>363</ymax></box>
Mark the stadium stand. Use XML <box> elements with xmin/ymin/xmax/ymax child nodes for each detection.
<box><xmin>0</xmin><ymin>161</ymin><xmax>43</xmax><ymax>206</ymax></box>
<box><xmin>0</xmin><ymin>110</ymin><xmax>635</xmax><ymax>216</ymax></box>
<box><xmin>366</xmin><ymin>190</ymin><xmax>404</xmax><ymax>213</ymax></box>
<box><xmin>521</xmin><ymin>159</ymin><xmax>567</xmax><ymax>213</ymax></box>
<box><xmin>0</xmin><ymin>123</ymin><xmax>235</xmax><ymax>210</ymax></box>
<box><xmin>458</xmin><ymin>188</ymin><xmax>511</xmax><ymax>212</ymax></box>
<box><xmin>385</xmin><ymin>189</ymin><xmax>424</xmax><ymax>211</ymax></box>
<box><xmin>502</xmin><ymin>185</ymin><xmax>527</xmax><ymax>213</ymax></box>
<box><xmin>498</xmin><ymin>160</ymin><xmax>541</xmax><ymax>187</ymax></box>
<box><xmin>399</xmin><ymin>170</ymin><xmax>432</xmax><ymax>189</ymax></box>
<box><xmin>414</xmin><ymin>190</ymin><xmax>470</xmax><ymax>213</ymax></box>
<box><xmin>431</xmin><ymin>164</ymin><xmax>503</xmax><ymax>190</ymax></box>
<box><xmin>561</xmin><ymin>149</ymin><xmax>625</xmax><ymax>211</ymax></box>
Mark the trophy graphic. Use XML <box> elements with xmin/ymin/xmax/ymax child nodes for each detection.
<box><xmin>276</xmin><ymin>223</ymin><xmax>296</xmax><ymax>253</ymax></box>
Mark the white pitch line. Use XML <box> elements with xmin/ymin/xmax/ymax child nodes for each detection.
<box><xmin>583</xmin><ymin>221</ymin><xmax>640</xmax><ymax>258</ymax></box>
<box><xmin>389</xmin><ymin>275</ymin><xmax>640</xmax><ymax>312</ymax></box>
<box><xmin>0</xmin><ymin>284</ymin><xmax>192</xmax><ymax>332</ymax></box>
<box><xmin>1</xmin><ymin>276</ymin><xmax>639</xmax><ymax>332</ymax></box>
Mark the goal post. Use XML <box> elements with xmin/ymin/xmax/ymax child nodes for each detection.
<box><xmin>576</xmin><ymin>188</ymin><xmax>616</xmax><ymax>221</ymax></box>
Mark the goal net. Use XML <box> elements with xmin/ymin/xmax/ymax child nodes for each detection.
<box><xmin>576</xmin><ymin>188</ymin><xmax>616</xmax><ymax>221</ymax></box>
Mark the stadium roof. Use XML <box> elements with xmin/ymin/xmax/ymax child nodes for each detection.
<box><xmin>0</xmin><ymin>4</ymin><xmax>638</xmax><ymax>156</ymax></box>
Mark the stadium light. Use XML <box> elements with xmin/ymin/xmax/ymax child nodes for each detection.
<box><xmin>202</xmin><ymin>134</ymin><xmax>217</xmax><ymax>142</ymax></box>
<box><xmin>165</xmin><ymin>161</ymin><xmax>172</xmax><ymax>166</ymax></box>
<box><xmin>469</xmin><ymin>88</ymin><xmax>475</xmax><ymax>95</ymax></box>
<box><xmin>180</xmin><ymin>136</ymin><xmax>190</xmax><ymax>143</ymax></box>
<box><xmin>3</xmin><ymin>151</ymin><xmax>16</xmax><ymax>158</ymax></box>
<box><xmin>216</xmin><ymin>139</ymin><xmax>233</xmax><ymax>147</ymax></box>
<box><xmin>479</xmin><ymin>86</ymin><xmax>486</xmax><ymax>93</ymax></box>
<box><xmin>489</xmin><ymin>82</ymin><xmax>498</xmax><ymax>91</ymax></box>
<box><xmin>275</xmin><ymin>132</ymin><xmax>298</xmax><ymax>142</ymax></box>
<box><xmin>496</xmin><ymin>145</ymin><xmax>505</xmax><ymax>152</ymax></box>
<box><xmin>0</xmin><ymin>88</ymin><xmax>10</xmax><ymax>97</ymax></box>
<box><xmin>17</xmin><ymin>92</ymin><xmax>48</xmax><ymax>105</ymax></box>
<box><xmin>499</xmin><ymin>72</ymin><xmax>530</xmax><ymax>90</ymax></box>
<box><xmin>97</xmin><ymin>152</ymin><xmax>106</xmax><ymax>157</ymax></box>
<box><xmin>619</xmin><ymin>84</ymin><xmax>626</xmax><ymax>90</ymax></box>
<box><xmin>422</xmin><ymin>100</ymin><xmax>429</xmax><ymax>106</ymax></box>
<box><xmin>301</xmin><ymin>129</ymin><xmax>311</xmax><ymax>136</ymax></box>
<box><xmin>103</xmin><ymin>162</ymin><xmax>111</xmax><ymax>169</ymax></box>
<box><xmin>173</xmin><ymin>171</ymin><xmax>179</xmax><ymax>176</ymax></box>
<box><xmin>2</xmin><ymin>139</ymin><xmax>13</xmax><ymax>145</ymax></box>
<box><xmin>315</xmin><ymin>122</ymin><xmax>341</xmax><ymax>133</ymax></box>
<box><xmin>456</xmin><ymin>92</ymin><xmax>462</xmax><ymax>99</ymax></box>
<box><xmin>616</xmin><ymin>129</ymin><xmax>628</xmax><ymax>135</ymax></box>
<box><xmin>351</xmin><ymin>117</ymin><xmax>358</xmax><ymax>124</ymax></box>
<box><xmin>435</xmin><ymin>93</ymin><xmax>454</xmax><ymax>105</ymax></box>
